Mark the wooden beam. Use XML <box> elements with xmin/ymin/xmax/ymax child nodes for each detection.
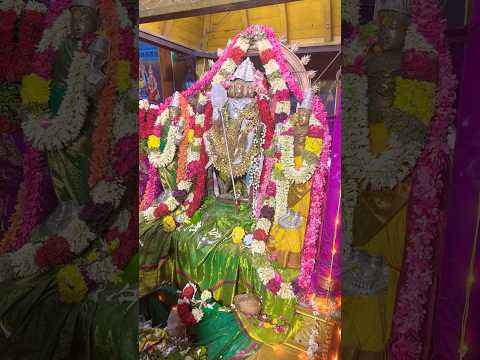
<box><xmin>158</xmin><ymin>46</ymin><xmax>174</xmax><ymax>99</ymax></box>
<box><xmin>163</xmin><ymin>20</ymin><xmax>174</xmax><ymax>38</ymax></box>
<box><xmin>140</xmin><ymin>30</ymin><xmax>340</xmax><ymax>58</ymax></box>
<box><xmin>278</xmin><ymin>3</ymin><xmax>288</xmax><ymax>42</ymax></box>
<box><xmin>201</xmin><ymin>14</ymin><xmax>211</xmax><ymax>50</ymax></box>
<box><xmin>241</xmin><ymin>9</ymin><xmax>249</xmax><ymax>28</ymax></box>
<box><xmin>140</xmin><ymin>30</ymin><xmax>217</xmax><ymax>58</ymax></box>
<box><xmin>140</xmin><ymin>0</ymin><xmax>301</xmax><ymax>23</ymax></box>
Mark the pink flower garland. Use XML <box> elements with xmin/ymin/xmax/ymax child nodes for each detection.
<box><xmin>389</xmin><ymin>0</ymin><xmax>457</xmax><ymax>358</ymax></box>
<box><xmin>297</xmin><ymin>96</ymin><xmax>331</xmax><ymax>292</ymax></box>
<box><xmin>139</xmin><ymin>163</ymin><xmax>159</xmax><ymax>211</ymax></box>
<box><xmin>256</xmin><ymin>157</ymin><xmax>276</xmax><ymax>218</ymax></box>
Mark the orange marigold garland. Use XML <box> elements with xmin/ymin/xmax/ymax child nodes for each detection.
<box><xmin>176</xmin><ymin>96</ymin><xmax>193</xmax><ymax>183</ymax></box>
<box><xmin>88</xmin><ymin>0</ymin><xmax>120</xmax><ymax>188</ymax></box>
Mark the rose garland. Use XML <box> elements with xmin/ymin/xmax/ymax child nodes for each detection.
<box><xmin>389</xmin><ymin>0</ymin><xmax>457</xmax><ymax>358</ymax></box>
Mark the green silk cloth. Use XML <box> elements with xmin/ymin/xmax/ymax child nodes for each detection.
<box><xmin>0</xmin><ymin>271</ymin><xmax>137</xmax><ymax>360</ymax></box>
<box><xmin>190</xmin><ymin>304</ymin><xmax>260</xmax><ymax>360</ymax></box>
<box><xmin>140</xmin><ymin>197</ymin><xmax>300</xmax><ymax>346</ymax></box>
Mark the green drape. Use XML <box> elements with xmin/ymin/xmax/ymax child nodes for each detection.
<box><xmin>140</xmin><ymin>197</ymin><xmax>300</xmax><ymax>347</ymax></box>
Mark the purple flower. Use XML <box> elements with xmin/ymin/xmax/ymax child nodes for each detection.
<box><xmin>172</xmin><ymin>189</ymin><xmax>188</xmax><ymax>202</ymax></box>
<box><xmin>266</xmin><ymin>277</ymin><xmax>281</xmax><ymax>294</ymax></box>
<box><xmin>260</xmin><ymin>206</ymin><xmax>274</xmax><ymax>220</ymax></box>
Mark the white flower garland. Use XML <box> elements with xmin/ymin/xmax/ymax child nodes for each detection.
<box><xmin>112</xmin><ymin>97</ymin><xmax>136</xmax><ymax>144</ymax></box>
<box><xmin>342</xmin><ymin>0</ymin><xmax>360</xmax><ymax>26</ymax></box>
<box><xmin>279</xmin><ymin>130</ymin><xmax>319</xmax><ymax>185</ymax></box>
<box><xmin>0</xmin><ymin>0</ymin><xmax>25</xmax><ymax>14</ymax></box>
<box><xmin>37</xmin><ymin>9</ymin><xmax>71</xmax><ymax>52</ymax></box>
<box><xmin>191</xmin><ymin>308</ymin><xmax>204</xmax><ymax>322</ymax></box>
<box><xmin>278</xmin><ymin>282</ymin><xmax>295</xmax><ymax>299</ymax></box>
<box><xmin>22</xmin><ymin>51</ymin><xmax>89</xmax><ymax>150</ymax></box>
<box><xmin>24</xmin><ymin>0</ymin><xmax>47</xmax><ymax>12</ymax></box>
<box><xmin>60</xmin><ymin>217</ymin><xmax>96</xmax><ymax>254</ymax></box>
<box><xmin>86</xmin><ymin>257</ymin><xmax>118</xmax><ymax>283</ymax></box>
<box><xmin>91</xmin><ymin>178</ymin><xmax>126</xmax><ymax>207</ymax></box>
<box><xmin>114</xmin><ymin>0</ymin><xmax>131</xmax><ymax>29</ymax></box>
<box><xmin>148</xmin><ymin>120</ymin><xmax>178</xmax><ymax>168</ymax></box>
<box><xmin>5</xmin><ymin>243</ymin><xmax>41</xmax><ymax>279</ymax></box>
<box><xmin>142</xmin><ymin>207</ymin><xmax>156</xmax><ymax>222</ymax></box>
<box><xmin>403</xmin><ymin>23</ymin><xmax>437</xmax><ymax>53</ymax></box>
<box><xmin>251</xmin><ymin>239</ymin><xmax>266</xmax><ymax>255</ymax></box>
<box><xmin>273</xmin><ymin>178</ymin><xmax>289</xmax><ymax>225</ymax></box>
<box><xmin>257</xmin><ymin>267</ymin><xmax>275</xmax><ymax>283</ymax></box>
<box><xmin>212</xmin><ymin>58</ymin><xmax>237</xmax><ymax>84</ymax></box>
<box><xmin>342</xmin><ymin>66</ymin><xmax>425</xmax><ymax>256</ymax></box>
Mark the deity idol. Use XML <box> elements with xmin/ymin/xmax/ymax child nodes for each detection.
<box><xmin>269</xmin><ymin>90</ymin><xmax>315</xmax><ymax>269</ymax></box>
<box><xmin>342</xmin><ymin>0</ymin><xmax>438</xmax><ymax>357</ymax></box>
<box><xmin>205</xmin><ymin>57</ymin><xmax>264</xmax><ymax>200</ymax></box>
<box><xmin>0</xmin><ymin>0</ymin><xmax>138</xmax><ymax>357</ymax></box>
<box><xmin>139</xmin><ymin>25</ymin><xmax>333</xmax><ymax>357</ymax></box>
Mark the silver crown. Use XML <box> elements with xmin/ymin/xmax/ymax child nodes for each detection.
<box><xmin>375</xmin><ymin>0</ymin><xmax>410</xmax><ymax>15</ymax></box>
<box><xmin>232</xmin><ymin>57</ymin><xmax>256</xmax><ymax>82</ymax></box>
<box><xmin>70</xmin><ymin>0</ymin><xmax>97</xmax><ymax>9</ymax></box>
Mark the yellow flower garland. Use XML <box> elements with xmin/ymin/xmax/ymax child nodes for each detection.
<box><xmin>147</xmin><ymin>134</ymin><xmax>160</xmax><ymax>149</ymax></box>
<box><xmin>116</xmin><ymin>60</ymin><xmax>131</xmax><ymax>93</ymax></box>
<box><xmin>21</xmin><ymin>73</ymin><xmax>50</xmax><ymax>105</ymax></box>
<box><xmin>57</xmin><ymin>265</ymin><xmax>88</xmax><ymax>304</ymax></box>
<box><xmin>163</xmin><ymin>215</ymin><xmax>177</xmax><ymax>232</ymax></box>
<box><xmin>394</xmin><ymin>77</ymin><xmax>436</xmax><ymax>124</ymax></box>
<box><xmin>232</xmin><ymin>226</ymin><xmax>245</xmax><ymax>244</ymax></box>
<box><xmin>304</xmin><ymin>137</ymin><xmax>323</xmax><ymax>156</ymax></box>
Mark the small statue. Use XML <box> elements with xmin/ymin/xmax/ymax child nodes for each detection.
<box><xmin>269</xmin><ymin>89</ymin><xmax>315</xmax><ymax>269</ymax></box>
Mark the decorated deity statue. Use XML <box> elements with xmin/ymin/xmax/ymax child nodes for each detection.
<box><xmin>0</xmin><ymin>0</ymin><xmax>138</xmax><ymax>357</ymax></box>
<box><xmin>342</xmin><ymin>0</ymin><xmax>454</xmax><ymax>357</ymax></box>
<box><xmin>139</xmin><ymin>25</ymin><xmax>334</xmax><ymax>357</ymax></box>
<box><xmin>205</xmin><ymin>57</ymin><xmax>264</xmax><ymax>201</ymax></box>
<box><xmin>269</xmin><ymin>89</ymin><xmax>316</xmax><ymax>269</ymax></box>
